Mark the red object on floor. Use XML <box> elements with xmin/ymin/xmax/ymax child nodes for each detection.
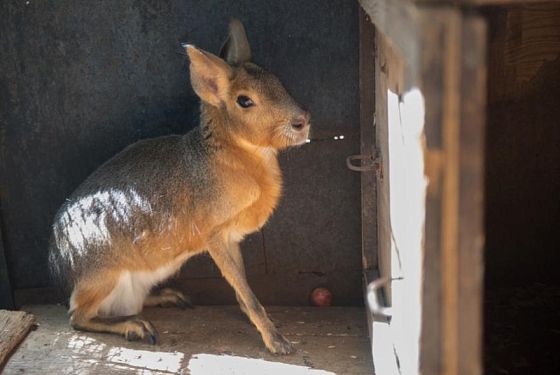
<box><xmin>310</xmin><ymin>287</ymin><xmax>333</xmax><ymax>307</ymax></box>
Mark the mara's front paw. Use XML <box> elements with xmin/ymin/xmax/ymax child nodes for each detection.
<box><xmin>265</xmin><ymin>331</ymin><xmax>295</xmax><ymax>355</ymax></box>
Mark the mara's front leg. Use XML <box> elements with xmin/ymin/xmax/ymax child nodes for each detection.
<box><xmin>207</xmin><ymin>235</ymin><xmax>294</xmax><ymax>354</ymax></box>
<box><xmin>228</xmin><ymin>240</ymin><xmax>250</xmax><ymax>318</ymax></box>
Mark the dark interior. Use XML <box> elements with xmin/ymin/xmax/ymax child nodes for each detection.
<box><xmin>0</xmin><ymin>0</ymin><xmax>362</xmax><ymax>307</ymax></box>
<box><xmin>483</xmin><ymin>4</ymin><xmax>560</xmax><ymax>373</ymax></box>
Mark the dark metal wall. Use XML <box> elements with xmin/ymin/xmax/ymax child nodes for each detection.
<box><xmin>0</xmin><ymin>0</ymin><xmax>362</xmax><ymax>305</ymax></box>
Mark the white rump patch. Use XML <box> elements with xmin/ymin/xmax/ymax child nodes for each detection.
<box><xmin>96</xmin><ymin>264</ymin><xmax>176</xmax><ymax>317</ymax></box>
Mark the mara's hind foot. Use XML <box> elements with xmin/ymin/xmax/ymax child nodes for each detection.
<box><xmin>144</xmin><ymin>288</ymin><xmax>193</xmax><ymax>309</ymax></box>
<box><xmin>71</xmin><ymin>314</ymin><xmax>160</xmax><ymax>345</ymax></box>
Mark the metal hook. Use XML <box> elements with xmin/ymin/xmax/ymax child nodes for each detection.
<box><xmin>346</xmin><ymin>154</ymin><xmax>383</xmax><ymax>178</ymax></box>
<box><xmin>367</xmin><ymin>276</ymin><xmax>403</xmax><ymax>318</ymax></box>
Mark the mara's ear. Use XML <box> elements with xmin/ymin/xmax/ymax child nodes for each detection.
<box><xmin>219</xmin><ymin>18</ymin><xmax>252</xmax><ymax>65</ymax></box>
<box><xmin>185</xmin><ymin>45</ymin><xmax>233</xmax><ymax>107</ymax></box>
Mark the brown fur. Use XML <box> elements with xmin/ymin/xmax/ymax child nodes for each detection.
<box><xmin>48</xmin><ymin>19</ymin><xmax>310</xmax><ymax>354</ymax></box>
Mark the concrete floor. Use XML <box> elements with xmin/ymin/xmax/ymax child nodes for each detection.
<box><xmin>4</xmin><ymin>305</ymin><xmax>373</xmax><ymax>374</ymax></box>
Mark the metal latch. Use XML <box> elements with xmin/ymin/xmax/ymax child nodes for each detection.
<box><xmin>366</xmin><ymin>276</ymin><xmax>393</xmax><ymax>318</ymax></box>
<box><xmin>346</xmin><ymin>154</ymin><xmax>383</xmax><ymax>178</ymax></box>
<box><xmin>367</xmin><ymin>276</ymin><xmax>404</xmax><ymax>318</ymax></box>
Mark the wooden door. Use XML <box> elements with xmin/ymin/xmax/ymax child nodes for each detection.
<box><xmin>358</xmin><ymin>1</ymin><xmax>486</xmax><ymax>374</ymax></box>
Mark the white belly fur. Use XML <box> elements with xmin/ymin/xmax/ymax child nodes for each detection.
<box><xmin>98</xmin><ymin>266</ymin><xmax>176</xmax><ymax>317</ymax></box>
<box><xmin>70</xmin><ymin>254</ymin><xmax>192</xmax><ymax>317</ymax></box>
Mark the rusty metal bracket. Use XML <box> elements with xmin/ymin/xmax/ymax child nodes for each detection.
<box><xmin>346</xmin><ymin>154</ymin><xmax>383</xmax><ymax>178</ymax></box>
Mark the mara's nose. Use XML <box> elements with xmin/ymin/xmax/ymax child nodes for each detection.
<box><xmin>291</xmin><ymin>112</ymin><xmax>311</xmax><ymax>132</ymax></box>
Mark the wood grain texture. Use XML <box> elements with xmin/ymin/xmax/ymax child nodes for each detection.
<box><xmin>418</xmin><ymin>10</ymin><xmax>449</xmax><ymax>375</ymax></box>
<box><xmin>421</xmin><ymin>9</ymin><xmax>486</xmax><ymax>374</ymax></box>
<box><xmin>418</xmin><ymin>7</ymin><xmax>486</xmax><ymax>375</ymax></box>
<box><xmin>374</xmin><ymin>31</ymin><xmax>393</xmax><ymax>304</ymax></box>
<box><xmin>359</xmin><ymin>7</ymin><xmax>378</xmax><ymax>273</ymax></box>
<box><xmin>0</xmin><ymin>310</ymin><xmax>35</xmax><ymax>368</ymax></box>
<box><xmin>487</xmin><ymin>4</ymin><xmax>560</xmax><ymax>103</ymax></box>
<box><xmin>359</xmin><ymin>0</ymin><xmax>420</xmax><ymax>89</ymax></box>
<box><xmin>440</xmin><ymin>11</ymin><xmax>461</xmax><ymax>375</ymax></box>
<box><xmin>457</xmin><ymin>14</ymin><xmax>486</xmax><ymax>375</ymax></box>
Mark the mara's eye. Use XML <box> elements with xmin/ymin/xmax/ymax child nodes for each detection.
<box><xmin>236</xmin><ymin>95</ymin><xmax>255</xmax><ymax>108</ymax></box>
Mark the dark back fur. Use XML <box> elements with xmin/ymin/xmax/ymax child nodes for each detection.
<box><xmin>48</xmin><ymin>128</ymin><xmax>215</xmax><ymax>294</ymax></box>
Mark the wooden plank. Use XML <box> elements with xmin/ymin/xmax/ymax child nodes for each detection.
<box><xmin>370</xmin><ymin>14</ymin><xmax>427</xmax><ymax>373</ymax></box>
<box><xmin>418</xmin><ymin>8</ymin><xmax>458</xmax><ymax>375</ymax></box>
<box><xmin>374</xmin><ymin>30</ymin><xmax>392</xmax><ymax>304</ymax></box>
<box><xmin>0</xmin><ymin>310</ymin><xmax>35</xmax><ymax>368</ymax></box>
<box><xmin>440</xmin><ymin>11</ymin><xmax>462</xmax><ymax>375</ymax></box>
<box><xmin>358</xmin><ymin>7</ymin><xmax>381</xmax><ymax>349</ymax></box>
<box><xmin>5</xmin><ymin>305</ymin><xmax>373</xmax><ymax>374</ymax></box>
<box><xmin>457</xmin><ymin>14</ymin><xmax>486</xmax><ymax>375</ymax></box>
<box><xmin>418</xmin><ymin>7</ymin><xmax>486</xmax><ymax>375</ymax></box>
<box><xmin>373</xmin><ymin>27</ymin><xmax>415</xmax><ymax>303</ymax></box>
<box><xmin>358</xmin><ymin>7</ymin><xmax>378</xmax><ymax>273</ymax></box>
<box><xmin>359</xmin><ymin>0</ymin><xmax>421</xmax><ymax>89</ymax></box>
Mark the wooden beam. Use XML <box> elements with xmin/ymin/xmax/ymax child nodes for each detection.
<box><xmin>440</xmin><ymin>10</ymin><xmax>462</xmax><ymax>375</ymax></box>
<box><xmin>359</xmin><ymin>0</ymin><xmax>420</xmax><ymax>89</ymax></box>
<box><xmin>0</xmin><ymin>310</ymin><xmax>34</xmax><ymax>369</ymax></box>
<box><xmin>419</xmin><ymin>9</ymin><xmax>451</xmax><ymax>374</ymax></box>
<box><xmin>374</xmin><ymin>29</ymin><xmax>393</xmax><ymax>305</ymax></box>
<box><xmin>457</xmin><ymin>13</ymin><xmax>486</xmax><ymax>375</ymax></box>
<box><xmin>358</xmin><ymin>6</ymin><xmax>378</xmax><ymax>274</ymax></box>
<box><xmin>419</xmin><ymin>7</ymin><xmax>486</xmax><ymax>375</ymax></box>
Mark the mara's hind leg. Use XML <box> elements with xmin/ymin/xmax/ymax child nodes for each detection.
<box><xmin>144</xmin><ymin>288</ymin><xmax>193</xmax><ymax>309</ymax></box>
<box><xmin>69</xmin><ymin>274</ymin><xmax>159</xmax><ymax>344</ymax></box>
<box><xmin>71</xmin><ymin>314</ymin><xmax>159</xmax><ymax>344</ymax></box>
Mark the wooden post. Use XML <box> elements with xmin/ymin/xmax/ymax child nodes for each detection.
<box><xmin>359</xmin><ymin>6</ymin><xmax>378</xmax><ymax>278</ymax></box>
<box><xmin>419</xmin><ymin>7</ymin><xmax>486</xmax><ymax>375</ymax></box>
<box><xmin>360</xmin><ymin>1</ymin><xmax>486</xmax><ymax>374</ymax></box>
